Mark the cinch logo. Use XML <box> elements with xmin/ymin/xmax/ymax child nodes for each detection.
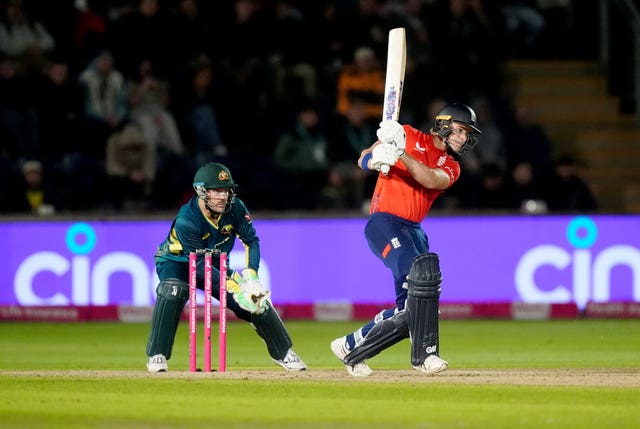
<box><xmin>515</xmin><ymin>216</ymin><xmax>640</xmax><ymax>310</ymax></box>
<box><xmin>14</xmin><ymin>222</ymin><xmax>157</xmax><ymax>306</ymax></box>
<box><xmin>13</xmin><ymin>222</ymin><xmax>271</xmax><ymax>306</ymax></box>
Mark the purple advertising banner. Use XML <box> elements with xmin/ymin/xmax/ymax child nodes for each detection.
<box><xmin>1</xmin><ymin>215</ymin><xmax>639</xmax><ymax>310</ymax></box>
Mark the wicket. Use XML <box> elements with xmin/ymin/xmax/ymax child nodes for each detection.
<box><xmin>189</xmin><ymin>249</ymin><xmax>227</xmax><ymax>372</ymax></box>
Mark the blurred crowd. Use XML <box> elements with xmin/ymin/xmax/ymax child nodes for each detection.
<box><xmin>0</xmin><ymin>0</ymin><xmax>598</xmax><ymax>215</ymax></box>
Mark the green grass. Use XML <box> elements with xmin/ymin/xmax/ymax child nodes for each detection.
<box><xmin>1</xmin><ymin>319</ymin><xmax>639</xmax><ymax>428</ymax></box>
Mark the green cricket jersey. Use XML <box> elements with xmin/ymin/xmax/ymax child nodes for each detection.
<box><xmin>154</xmin><ymin>195</ymin><xmax>260</xmax><ymax>272</ymax></box>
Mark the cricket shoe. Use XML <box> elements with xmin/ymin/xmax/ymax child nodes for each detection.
<box><xmin>413</xmin><ymin>355</ymin><xmax>448</xmax><ymax>375</ymax></box>
<box><xmin>273</xmin><ymin>349</ymin><xmax>307</xmax><ymax>371</ymax></box>
<box><xmin>146</xmin><ymin>354</ymin><xmax>168</xmax><ymax>373</ymax></box>
<box><xmin>330</xmin><ymin>337</ymin><xmax>373</xmax><ymax>377</ymax></box>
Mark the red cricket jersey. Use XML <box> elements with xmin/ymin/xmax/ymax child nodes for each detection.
<box><xmin>369</xmin><ymin>125</ymin><xmax>460</xmax><ymax>222</ymax></box>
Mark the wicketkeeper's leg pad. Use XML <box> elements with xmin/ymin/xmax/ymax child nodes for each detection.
<box><xmin>406</xmin><ymin>253</ymin><xmax>442</xmax><ymax>367</ymax></box>
<box><xmin>343</xmin><ymin>311</ymin><xmax>409</xmax><ymax>366</ymax></box>
<box><xmin>146</xmin><ymin>278</ymin><xmax>190</xmax><ymax>359</ymax></box>
<box><xmin>251</xmin><ymin>301</ymin><xmax>293</xmax><ymax>360</ymax></box>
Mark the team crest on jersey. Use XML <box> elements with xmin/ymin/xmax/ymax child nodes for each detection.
<box><xmin>218</xmin><ymin>170</ymin><xmax>229</xmax><ymax>181</ymax></box>
<box><xmin>221</xmin><ymin>224</ymin><xmax>234</xmax><ymax>235</ymax></box>
<box><xmin>436</xmin><ymin>155</ymin><xmax>447</xmax><ymax>167</ymax></box>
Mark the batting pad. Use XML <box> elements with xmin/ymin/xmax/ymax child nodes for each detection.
<box><xmin>146</xmin><ymin>278</ymin><xmax>190</xmax><ymax>359</ymax></box>
<box><xmin>343</xmin><ymin>311</ymin><xmax>409</xmax><ymax>366</ymax></box>
<box><xmin>406</xmin><ymin>253</ymin><xmax>442</xmax><ymax>367</ymax></box>
<box><xmin>251</xmin><ymin>301</ymin><xmax>293</xmax><ymax>360</ymax></box>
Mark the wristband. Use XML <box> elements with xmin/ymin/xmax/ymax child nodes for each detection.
<box><xmin>361</xmin><ymin>152</ymin><xmax>373</xmax><ymax>172</ymax></box>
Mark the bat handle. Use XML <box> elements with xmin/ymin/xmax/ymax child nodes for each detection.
<box><xmin>381</xmin><ymin>164</ymin><xmax>390</xmax><ymax>175</ymax></box>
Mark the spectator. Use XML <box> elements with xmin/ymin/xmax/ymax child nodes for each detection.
<box><xmin>128</xmin><ymin>58</ymin><xmax>184</xmax><ymax>160</ymax></box>
<box><xmin>35</xmin><ymin>56</ymin><xmax>81</xmax><ymax>162</ymax></box>
<box><xmin>104</xmin><ymin>123</ymin><xmax>155</xmax><ymax>212</ymax></box>
<box><xmin>77</xmin><ymin>50</ymin><xmax>128</xmax><ymax>157</ymax></box>
<box><xmin>545</xmin><ymin>155</ymin><xmax>598</xmax><ymax>212</ymax></box>
<box><xmin>330</xmin><ymin>99</ymin><xmax>378</xmax><ymax>163</ymax></box>
<box><xmin>38</xmin><ymin>55</ymin><xmax>102</xmax><ymax>213</ymax></box>
<box><xmin>0</xmin><ymin>0</ymin><xmax>56</xmax><ymax>67</ymax></box>
<box><xmin>319</xmin><ymin>163</ymin><xmax>364</xmax><ymax>212</ymax></box>
<box><xmin>71</xmin><ymin>0</ymin><xmax>107</xmax><ymax>70</ymax></box>
<box><xmin>170</xmin><ymin>55</ymin><xmax>228</xmax><ymax>167</ymax></box>
<box><xmin>127</xmin><ymin>58</ymin><xmax>191</xmax><ymax>209</ymax></box>
<box><xmin>505</xmin><ymin>102</ymin><xmax>554</xmax><ymax>180</ymax></box>
<box><xmin>14</xmin><ymin>159</ymin><xmax>56</xmax><ymax>215</ymax></box>
<box><xmin>328</xmin><ymin>99</ymin><xmax>379</xmax><ymax>209</ymax></box>
<box><xmin>273</xmin><ymin>100</ymin><xmax>330</xmax><ymax>209</ymax></box>
<box><xmin>335</xmin><ymin>46</ymin><xmax>385</xmax><ymax>121</ymax></box>
<box><xmin>504</xmin><ymin>160</ymin><xmax>548</xmax><ymax>213</ymax></box>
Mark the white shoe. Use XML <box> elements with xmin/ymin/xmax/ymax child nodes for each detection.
<box><xmin>413</xmin><ymin>355</ymin><xmax>448</xmax><ymax>375</ymax></box>
<box><xmin>273</xmin><ymin>349</ymin><xmax>307</xmax><ymax>371</ymax></box>
<box><xmin>146</xmin><ymin>354</ymin><xmax>168</xmax><ymax>373</ymax></box>
<box><xmin>330</xmin><ymin>337</ymin><xmax>373</xmax><ymax>377</ymax></box>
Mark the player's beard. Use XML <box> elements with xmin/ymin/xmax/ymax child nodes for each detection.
<box><xmin>204</xmin><ymin>197</ymin><xmax>226</xmax><ymax>216</ymax></box>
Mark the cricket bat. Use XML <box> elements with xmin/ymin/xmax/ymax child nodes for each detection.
<box><xmin>381</xmin><ymin>27</ymin><xmax>406</xmax><ymax>175</ymax></box>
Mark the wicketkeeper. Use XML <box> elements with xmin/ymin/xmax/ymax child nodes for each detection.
<box><xmin>331</xmin><ymin>103</ymin><xmax>482</xmax><ymax>376</ymax></box>
<box><xmin>146</xmin><ymin>162</ymin><xmax>307</xmax><ymax>372</ymax></box>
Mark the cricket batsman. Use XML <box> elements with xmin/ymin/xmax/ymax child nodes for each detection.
<box><xmin>331</xmin><ymin>103</ymin><xmax>482</xmax><ymax>376</ymax></box>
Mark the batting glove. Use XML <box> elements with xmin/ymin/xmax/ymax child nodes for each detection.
<box><xmin>370</xmin><ymin>143</ymin><xmax>400</xmax><ymax>171</ymax></box>
<box><xmin>376</xmin><ymin>120</ymin><xmax>406</xmax><ymax>155</ymax></box>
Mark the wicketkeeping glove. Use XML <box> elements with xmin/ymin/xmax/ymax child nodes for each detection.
<box><xmin>376</xmin><ymin>120</ymin><xmax>406</xmax><ymax>155</ymax></box>
<box><xmin>228</xmin><ymin>269</ymin><xmax>271</xmax><ymax>314</ymax></box>
<box><xmin>370</xmin><ymin>143</ymin><xmax>400</xmax><ymax>171</ymax></box>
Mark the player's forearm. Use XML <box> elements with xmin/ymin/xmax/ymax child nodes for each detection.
<box><xmin>399</xmin><ymin>153</ymin><xmax>450</xmax><ymax>190</ymax></box>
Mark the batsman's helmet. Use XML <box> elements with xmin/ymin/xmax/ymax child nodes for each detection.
<box><xmin>193</xmin><ymin>162</ymin><xmax>237</xmax><ymax>213</ymax></box>
<box><xmin>433</xmin><ymin>102</ymin><xmax>481</xmax><ymax>152</ymax></box>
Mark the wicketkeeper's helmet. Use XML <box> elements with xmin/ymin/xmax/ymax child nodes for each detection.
<box><xmin>193</xmin><ymin>162</ymin><xmax>237</xmax><ymax>213</ymax></box>
<box><xmin>432</xmin><ymin>102</ymin><xmax>482</xmax><ymax>152</ymax></box>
